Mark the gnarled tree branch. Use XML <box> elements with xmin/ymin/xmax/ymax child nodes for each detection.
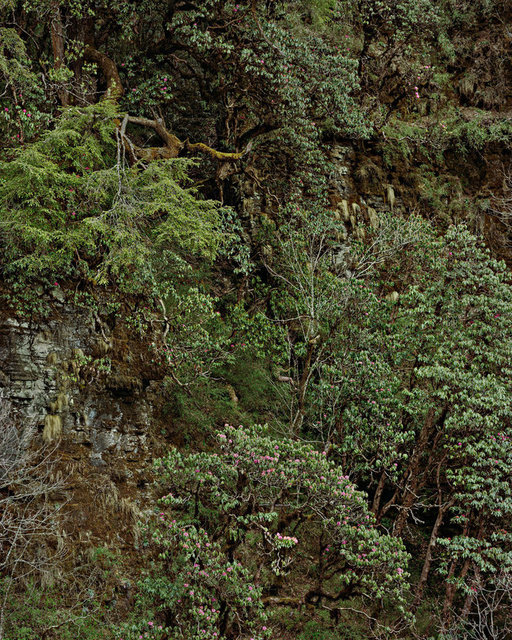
<box><xmin>84</xmin><ymin>45</ymin><xmax>124</xmax><ymax>102</ymax></box>
<box><xmin>185</xmin><ymin>140</ymin><xmax>250</xmax><ymax>161</ymax></box>
<box><xmin>84</xmin><ymin>45</ymin><xmax>250</xmax><ymax>163</ymax></box>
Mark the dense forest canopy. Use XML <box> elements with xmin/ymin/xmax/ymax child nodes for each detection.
<box><xmin>0</xmin><ymin>0</ymin><xmax>512</xmax><ymax>639</ymax></box>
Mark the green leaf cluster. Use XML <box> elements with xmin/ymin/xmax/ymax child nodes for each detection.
<box><xmin>0</xmin><ymin>103</ymin><xmax>226</xmax><ymax>303</ymax></box>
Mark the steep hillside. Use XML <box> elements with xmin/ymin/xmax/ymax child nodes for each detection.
<box><xmin>1</xmin><ymin>1</ymin><xmax>512</xmax><ymax>639</ymax></box>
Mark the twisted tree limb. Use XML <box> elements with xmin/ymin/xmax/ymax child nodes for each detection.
<box><xmin>84</xmin><ymin>45</ymin><xmax>124</xmax><ymax>102</ymax></box>
<box><xmin>84</xmin><ymin>45</ymin><xmax>250</xmax><ymax>162</ymax></box>
<box><xmin>126</xmin><ymin>115</ymin><xmax>183</xmax><ymax>155</ymax></box>
<box><xmin>186</xmin><ymin>140</ymin><xmax>250</xmax><ymax>161</ymax></box>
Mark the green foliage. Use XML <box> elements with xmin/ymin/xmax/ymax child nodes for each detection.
<box><xmin>299</xmin><ymin>620</ymin><xmax>339</xmax><ymax>640</ymax></box>
<box><xmin>382</xmin><ymin>110</ymin><xmax>512</xmax><ymax>169</ymax></box>
<box><xmin>1</xmin><ymin>0</ymin><xmax>512</xmax><ymax>636</ymax></box>
<box><xmin>0</xmin><ymin>581</ymin><xmax>113</xmax><ymax>640</ymax></box>
<box><xmin>302</xmin><ymin>222</ymin><xmax>512</xmax><ymax>594</ymax></box>
<box><xmin>153</xmin><ymin>425</ymin><xmax>411</xmax><ymax>626</ymax></box>
<box><xmin>154</xmin><ymin>0</ymin><xmax>370</xmax><ymax>207</ymax></box>
<box><xmin>125</xmin><ymin>522</ymin><xmax>268</xmax><ymax>640</ymax></box>
<box><xmin>222</xmin><ymin>351</ymin><xmax>282</xmax><ymax>421</ymax></box>
<box><xmin>0</xmin><ymin>25</ymin><xmax>51</xmax><ymax>144</ymax></box>
<box><xmin>379</xmin><ymin>111</ymin><xmax>512</xmax><ymax>222</ymax></box>
<box><xmin>155</xmin><ymin>283</ymin><xmax>234</xmax><ymax>386</ymax></box>
<box><xmin>0</xmin><ymin>103</ymin><xmax>228</xmax><ymax>308</ymax></box>
<box><xmin>267</xmin><ymin>208</ymin><xmax>426</xmax><ymax>433</ymax></box>
<box><xmin>265</xmin><ymin>211</ymin><xmax>512</xmax><ymax>608</ymax></box>
<box><xmin>447</xmin><ymin>113</ymin><xmax>512</xmax><ymax>154</ymax></box>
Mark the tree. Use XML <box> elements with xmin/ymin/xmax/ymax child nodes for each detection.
<box><xmin>266</xmin><ymin>208</ymin><xmax>425</xmax><ymax>434</ymax></box>
<box><xmin>150</xmin><ymin>424</ymin><xmax>410</xmax><ymax>635</ymax></box>
<box><xmin>124</xmin><ymin>522</ymin><xmax>269</xmax><ymax>640</ymax></box>
<box><xmin>440</xmin><ymin>570</ymin><xmax>512</xmax><ymax>640</ymax></box>
<box><xmin>308</xmin><ymin>224</ymin><xmax>512</xmax><ymax>620</ymax></box>
<box><xmin>0</xmin><ymin>102</ymin><xmax>229</xmax><ymax>302</ymax></box>
<box><xmin>2</xmin><ymin>0</ymin><xmax>371</xmax><ymax>211</ymax></box>
<box><xmin>266</xmin><ymin>215</ymin><xmax>512</xmax><ymax>622</ymax></box>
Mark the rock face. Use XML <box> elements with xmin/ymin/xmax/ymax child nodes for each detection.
<box><xmin>0</xmin><ymin>301</ymin><xmax>161</xmax><ymax>467</ymax></box>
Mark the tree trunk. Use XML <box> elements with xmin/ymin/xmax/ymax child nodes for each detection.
<box><xmin>292</xmin><ymin>338</ymin><xmax>316</xmax><ymax>433</ymax></box>
<box><xmin>443</xmin><ymin>558</ymin><xmax>471</xmax><ymax>625</ymax></box>
<box><xmin>50</xmin><ymin>1</ymin><xmax>69</xmax><ymax>107</ymax></box>
<box><xmin>371</xmin><ymin>470</ymin><xmax>387</xmax><ymax>515</ymax></box>
<box><xmin>415</xmin><ymin>498</ymin><xmax>453</xmax><ymax>604</ymax></box>
<box><xmin>393</xmin><ymin>405</ymin><xmax>447</xmax><ymax>536</ymax></box>
<box><xmin>442</xmin><ymin>516</ymin><xmax>484</xmax><ymax>625</ymax></box>
<box><xmin>393</xmin><ymin>410</ymin><xmax>434</xmax><ymax>536</ymax></box>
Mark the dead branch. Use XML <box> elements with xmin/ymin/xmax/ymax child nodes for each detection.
<box><xmin>488</xmin><ymin>167</ymin><xmax>512</xmax><ymax>228</ymax></box>
<box><xmin>0</xmin><ymin>396</ymin><xmax>68</xmax><ymax>639</ymax></box>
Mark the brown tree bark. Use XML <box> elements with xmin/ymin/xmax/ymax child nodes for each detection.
<box><xmin>50</xmin><ymin>1</ymin><xmax>69</xmax><ymax>106</ymax></box>
<box><xmin>442</xmin><ymin>558</ymin><xmax>471</xmax><ymax>625</ymax></box>
<box><xmin>371</xmin><ymin>470</ymin><xmax>387</xmax><ymax>515</ymax></box>
<box><xmin>415</xmin><ymin>498</ymin><xmax>454</xmax><ymax>604</ymax></box>
<box><xmin>84</xmin><ymin>45</ymin><xmax>124</xmax><ymax>103</ymax></box>
<box><xmin>83</xmin><ymin>46</ymin><xmax>250</xmax><ymax>166</ymax></box>
<box><xmin>442</xmin><ymin>517</ymin><xmax>483</xmax><ymax>625</ymax></box>
<box><xmin>392</xmin><ymin>405</ymin><xmax>448</xmax><ymax>536</ymax></box>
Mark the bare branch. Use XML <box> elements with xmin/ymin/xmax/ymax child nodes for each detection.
<box><xmin>0</xmin><ymin>396</ymin><xmax>68</xmax><ymax>638</ymax></box>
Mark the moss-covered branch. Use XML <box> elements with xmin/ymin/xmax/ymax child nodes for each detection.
<box><xmin>185</xmin><ymin>140</ymin><xmax>250</xmax><ymax>161</ymax></box>
<box><xmin>84</xmin><ymin>45</ymin><xmax>124</xmax><ymax>102</ymax></box>
<box><xmin>85</xmin><ymin>46</ymin><xmax>249</xmax><ymax>163</ymax></box>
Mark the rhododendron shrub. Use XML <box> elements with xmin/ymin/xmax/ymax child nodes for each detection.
<box><xmin>339</xmin><ymin>225</ymin><xmax>512</xmax><ymax>609</ymax></box>
<box><xmin>281</xmin><ymin>221</ymin><xmax>512</xmax><ymax>611</ymax></box>
<box><xmin>267</xmin><ymin>215</ymin><xmax>512</xmax><ymax>615</ymax></box>
<box><xmin>151</xmin><ymin>425</ymin><xmax>410</xmax><ymax>626</ymax></box>
<box><xmin>124</xmin><ymin>522</ymin><xmax>268</xmax><ymax>640</ymax></box>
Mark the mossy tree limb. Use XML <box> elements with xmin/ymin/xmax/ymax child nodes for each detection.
<box><xmin>84</xmin><ymin>45</ymin><xmax>124</xmax><ymax>103</ymax></box>
<box><xmin>85</xmin><ymin>46</ymin><xmax>249</xmax><ymax>164</ymax></box>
